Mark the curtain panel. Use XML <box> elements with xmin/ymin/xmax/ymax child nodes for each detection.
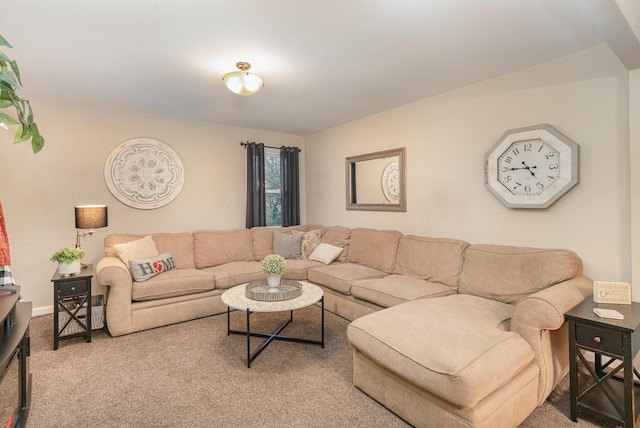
<box><xmin>245</xmin><ymin>142</ymin><xmax>266</xmax><ymax>228</ymax></box>
<box><xmin>280</xmin><ymin>146</ymin><xmax>300</xmax><ymax>227</ymax></box>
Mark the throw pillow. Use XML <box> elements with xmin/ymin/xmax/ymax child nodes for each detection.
<box><xmin>308</xmin><ymin>243</ymin><xmax>343</xmax><ymax>265</ymax></box>
<box><xmin>273</xmin><ymin>230</ymin><xmax>303</xmax><ymax>259</ymax></box>
<box><xmin>294</xmin><ymin>229</ymin><xmax>322</xmax><ymax>259</ymax></box>
<box><xmin>128</xmin><ymin>252</ymin><xmax>175</xmax><ymax>282</ymax></box>
<box><xmin>113</xmin><ymin>235</ymin><xmax>159</xmax><ymax>268</ymax></box>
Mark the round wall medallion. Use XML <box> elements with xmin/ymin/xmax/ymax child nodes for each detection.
<box><xmin>104</xmin><ymin>138</ymin><xmax>185</xmax><ymax>210</ymax></box>
<box><xmin>382</xmin><ymin>161</ymin><xmax>400</xmax><ymax>203</ymax></box>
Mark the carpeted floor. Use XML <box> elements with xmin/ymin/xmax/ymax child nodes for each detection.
<box><xmin>25</xmin><ymin>308</ymin><xmax>619</xmax><ymax>427</ymax></box>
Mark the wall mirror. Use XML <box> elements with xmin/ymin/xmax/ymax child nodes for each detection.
<box><xmin>346</xmin><ymin>147</ymin><xmax>406</xmax><ymax>212</ymax></box>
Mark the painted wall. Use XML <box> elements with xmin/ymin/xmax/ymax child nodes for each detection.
<box><xmin>0</xmin><ymin>100</ymin><xmax>304</xmax><ymax>312</ymax></box>
<box><xmin>305</xmin><ymin>44</ymin><xmax>631</xmax><ymax>287</ymax></box>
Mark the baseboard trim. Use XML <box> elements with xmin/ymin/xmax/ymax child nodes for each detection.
<box><xmin>32</xmin><ymin>305</ymin><xmax>53</xmax><ymax>317</ymax></box>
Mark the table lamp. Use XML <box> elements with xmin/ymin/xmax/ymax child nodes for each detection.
<box><xmin>75</xmin><ymin>205</ymin><xmax>108</xmax><ymax>249</ymax></box>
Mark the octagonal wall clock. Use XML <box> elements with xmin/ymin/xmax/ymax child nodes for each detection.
<box><xmin>484</xmin><ymin>124</ymin><xmax>579</xmax><ymax>209</ymax></box>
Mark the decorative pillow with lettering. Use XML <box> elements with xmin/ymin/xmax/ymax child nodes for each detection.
<box><xmin>128</xmin><ymin>252</ymin><xmax>176</xmax><ymax>282</ymax></box>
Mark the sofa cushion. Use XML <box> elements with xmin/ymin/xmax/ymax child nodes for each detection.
<box><xmin>131</xmin><ymin>269</ymin><xmax>215</xmax><ymax>301</ymax></box>
<box><xmin>281</xmin><ymin>259</ymin><xmax>326</xmax><ymax>280</ymax></box>
<box><xmin>459</xmin><ymin>244</ymin><xmax>583</xmax><ymax>304</ymax></box>
<box><xmin>105</xmin><ymin>233</ymin><xmax>196</xmax><ymax>269</ymax></box>
<box><xmin>129</xmin><ymin>252</ymin><xmax>175</xmax><ymax>282</ymax></box>
<box><xmin>347</xmin><ymin>295</ymin><xmax>535</xmax><ymax>408</ymax></box>
<box><xmin>273</xmin><ymin>230</ymin><xmax>303</xmax><ymax>259</ymax></box>
<box><xmin>351</xmin><ymin>275</ymin><xmax>457</xmax><ymax>308</ymax></box>
<box><xmin>308</xmin><ymin>263</ymin><xmax>387</xmax><ymax>295</ymax></box>
<box><xmin>393</xmin><ymin>235</ymin><xmax>468</xmax><ymax>288</ymax></box>
<box><xmin>202</xmin><ymin>261</ymin><xmax>264</xmax><ymax>289</ymax></box>
<box><xmin>194</xmin><ymin>229</ymin><xmax>255</xmax><ymax>268</ymax></box>
<box><xmin>347</xmin><ymin>228</ymin><xmax>402</xmax><ymax>273</ymax></box>
<box><xmin>321</xmin><ymin>226</ymin><xmax>351</xmax><ymax>262</ymax></box>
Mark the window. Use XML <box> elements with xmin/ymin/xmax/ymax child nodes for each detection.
<box><xmin>264</xmin><ymin>148</ymin><xmax>282</xmax><ymax>226</ymax></box>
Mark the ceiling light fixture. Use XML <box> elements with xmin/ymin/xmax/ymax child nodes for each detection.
<box><xmin>222</xmin><ymin>62</ymin><xmax>264</xmax><ymax>96</ymax></box>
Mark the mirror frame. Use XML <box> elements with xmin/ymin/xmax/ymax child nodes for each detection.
<box><xmin>345</xmin><ymin>147</ymin><xmax>406</xmax><ymax>212</ymax></box>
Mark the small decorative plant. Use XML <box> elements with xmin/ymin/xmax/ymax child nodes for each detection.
<box><xmin>262</xmin><ymin>254</ymin><xmax>286</xmax><ymax>275</ymax></box>
<box><xmin>50</xmin><ymin>246</ymin><xmax>85</xmax><ymax>264</ymax></box>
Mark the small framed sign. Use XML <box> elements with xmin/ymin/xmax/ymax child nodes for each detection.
<box><xmin>593</xmin><ymin>281</ymin><xmax>632</xmax><ymax>305</ymax></box>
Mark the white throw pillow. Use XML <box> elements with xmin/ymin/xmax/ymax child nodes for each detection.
<box><xmin>113</xmin><ymin>235</ymin><xmax>159</xmax><ymax>268</ymax></box>
<box><xmin>308</xmin><ymin>243</ymin><xmax>343</xmax><ymax>265</ymax></box>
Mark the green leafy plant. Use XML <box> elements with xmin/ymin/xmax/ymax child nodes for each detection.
<box><xmin>262</xmin><ymin>254</ymin><xmax>286</xmax><ymax>275</ymax></box>
<box><xmin>0</xmin><ymin>34</ymin><xmax>44</xmax><ymax>153</ymax></box>
<box><xmin>50</xmin><ymin>247</ymin><xmax>85</xmax><ymax>264</ymax></box>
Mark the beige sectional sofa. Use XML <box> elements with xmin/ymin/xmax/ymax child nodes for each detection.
<box><xmin>96</xmin><ymin>225</ymin><xmax>591</xmax><ymax>428</ymax></box>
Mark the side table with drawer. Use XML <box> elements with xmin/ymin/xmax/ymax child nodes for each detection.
<box><xmin>51</xmin><ymin>264</ymin><xmax>93</xmax><ymax>350</ymax></box>
<box><xmin>565</xmin><ymin>299</ymin><xmax>640</xmax><ymax>427</ymax></box>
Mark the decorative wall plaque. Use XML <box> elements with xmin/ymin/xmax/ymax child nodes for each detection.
<box><xmin>593</xmin><ymin>281</ymin><xmax>632</xmax><ymax>305</ymax></box>
<box><xmin>104</xmin><ymin>138</ymin><xmax>185</xmax><ymax>210</ymax></box>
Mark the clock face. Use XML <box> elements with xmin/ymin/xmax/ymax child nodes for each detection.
<box><xmin>497</xmin><ymin>139</ymin><xmax>560</xmax><ymax>196</ymax></box>
<box><xmin>485</xmin><ymin>124</ymin><xmax>579</xmax><ymax>209</ymax></box>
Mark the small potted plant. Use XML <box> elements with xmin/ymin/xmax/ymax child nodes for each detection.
<box><xmin>262</xmin><ymin>254</ymin><xmax>286</xmax><ymax>290</ymax></box>
<box><xmin>50</xmin><ymin>246</ymin><xmax>85</xmax><ymax>276</ymax></box>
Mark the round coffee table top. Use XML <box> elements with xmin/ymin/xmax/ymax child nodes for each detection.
<box><xmin>221</xmin><ymin>281</ymin><xmax>323</xmax><ymax>313</ymax></box>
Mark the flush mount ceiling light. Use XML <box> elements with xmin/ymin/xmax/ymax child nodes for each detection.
<box><xmin>222</xmin><ymin>62</ymin><xmax>264</xmax><ymax>96</ymax></box>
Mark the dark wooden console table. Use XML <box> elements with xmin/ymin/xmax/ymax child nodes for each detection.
<box><xmin>565</xmin><ymin>299</ymin><xmax>640</xmax><ymax>427</ymax></box>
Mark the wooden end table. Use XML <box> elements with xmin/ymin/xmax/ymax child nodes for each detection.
<box><xmin>221</xmin><ymin>281</ymin><xmax>324</xmax><ymax>368</ymax></box>
<box><xmin>51</xmin><ymin>264</ymin><xmax>93</xmax><ymax>350</ymax></box>
<box><xmin>565</xmin><ymin>299</ymin><xmax>640</xmax><ymax>427</ymax></box>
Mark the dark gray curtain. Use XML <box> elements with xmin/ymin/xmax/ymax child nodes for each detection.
<box><xmin>280</xmin><ymin>146</ymin><xmax>300</xmax><ymax>227</ymax></box>
<box><xmin>246</xmin><ymin>142</ymin><xmax>266</xmax><ymax>228</ymax></box>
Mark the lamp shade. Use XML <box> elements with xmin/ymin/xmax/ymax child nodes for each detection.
<box><xmin>75</xmin><ymin>205</ymin><xmax>108</xmax><ymax>229</ymax></box>
<box><xmin>223</xmin><ymin>62</ymin><xmax>264</xmax><ymax>96</ymax></box>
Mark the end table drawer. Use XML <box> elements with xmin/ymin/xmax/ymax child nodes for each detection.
<box><xmin>58</xmin><ymin>280</ymin><xmax>88</xmax><ymax>298</ymax></box>
<box><xmin>576</xmin><ymin>324</ymin><xmax>622</xmax><ymax>355</ymax></box>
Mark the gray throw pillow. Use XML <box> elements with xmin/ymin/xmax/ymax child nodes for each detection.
<box><xmin>273</xmin><ymin>231</ymin><xmax>303</xmax><ymax>259</ymax></box>
<box><xmin>128</xmin><ymin>252</ymin><xmax>175</xmax><ymax>282</ymax></box>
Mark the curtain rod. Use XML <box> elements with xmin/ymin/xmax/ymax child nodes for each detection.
<box><xmin>240</xmin><ymin>142</ymin><xmax>301</xmax><ymax>152</ymax></box>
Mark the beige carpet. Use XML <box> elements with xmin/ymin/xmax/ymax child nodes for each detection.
<box><xmin>26</xmin><ymin>308</ymin><xmax>617</xmax><ymax>427</ymax></box>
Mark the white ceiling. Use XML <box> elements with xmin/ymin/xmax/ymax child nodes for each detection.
<box><xmin>1</xmin><ymin>0</ymin><xmax>638</xmax><ymax>136</ymax></box>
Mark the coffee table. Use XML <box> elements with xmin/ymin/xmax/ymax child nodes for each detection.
<box><xmin>221</xmin><ymin>281</ymin><xmax>324</xmax><ymax>368</ymax></box>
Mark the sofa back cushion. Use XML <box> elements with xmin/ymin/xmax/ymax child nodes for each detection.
<box><xmin>194</xmin><ymin>229</ymin><xmax>255</xmax><ymax>268</ymax></box>
<box><xmin>393</xmin><ymin>235</ymin><xmax>469</xmax><ymax>288</ymax></box>
<box><xmin>347</xmin><ymin>228</ymin><xmax>402</xmax><ymax>273</ymax></box>
<box><xmin>105</xmin><ymin>233</ymin><xmax>196</xmax><ymax>269</ymax></box>
<box><xmin>459</xmin><ymin>244</ymin><xmax>583</xmax><ymax>304</ymax></box>
<box><xmin>321</xmin><ymin>226</ymin><xmax>351</xmax><ymax>262</ymax></box>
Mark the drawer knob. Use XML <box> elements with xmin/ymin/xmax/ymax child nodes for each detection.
<box><xmin>594</xmin><ymin>336</ymin><xmax>601</xmax><ymax>343</ymax></box>
<box><xmin>71</xmin><ymin>286</ymin><xmax>76</xmax><ymax>291</ymax></box>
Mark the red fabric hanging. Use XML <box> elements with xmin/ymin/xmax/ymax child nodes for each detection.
<box><xmin>0</xmin><ymin>199</ymin><xmax>11</xmax><ymax>265</ymax></box>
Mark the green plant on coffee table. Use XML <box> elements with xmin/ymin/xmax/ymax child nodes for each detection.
<box><xmin>262</xmin><ymin>254</ymin><xmax>286</xmax><ymax>275</ymax></box>
<box><xmin>50</xmin><ymin>247</ymin><xmax>85</xmax><ymax>264</ymax></box>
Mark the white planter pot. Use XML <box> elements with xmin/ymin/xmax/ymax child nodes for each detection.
<box><xmin>266</xmin><ymin>274</ymin><xmax>282</xmax><ymax>291</ymax></box>
<box><xmin>58</xmin><ymin>260</ymin><xmax>81</xmax><ymax>276</ymax></box>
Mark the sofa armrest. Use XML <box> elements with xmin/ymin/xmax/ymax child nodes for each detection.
<box><xmin>512</xmin><ymin>276</ymin><xmax>592</xmax><ymax>331</ymax></box>
<box><xmin>96</xmin><ymin>256</ymin><xmax>134</xmax><ymax>336</ymax></box>
<box><xmin>511</xmin><ymin>275</ymin><xmax>592</xmax><ymax>404</ymax></box>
